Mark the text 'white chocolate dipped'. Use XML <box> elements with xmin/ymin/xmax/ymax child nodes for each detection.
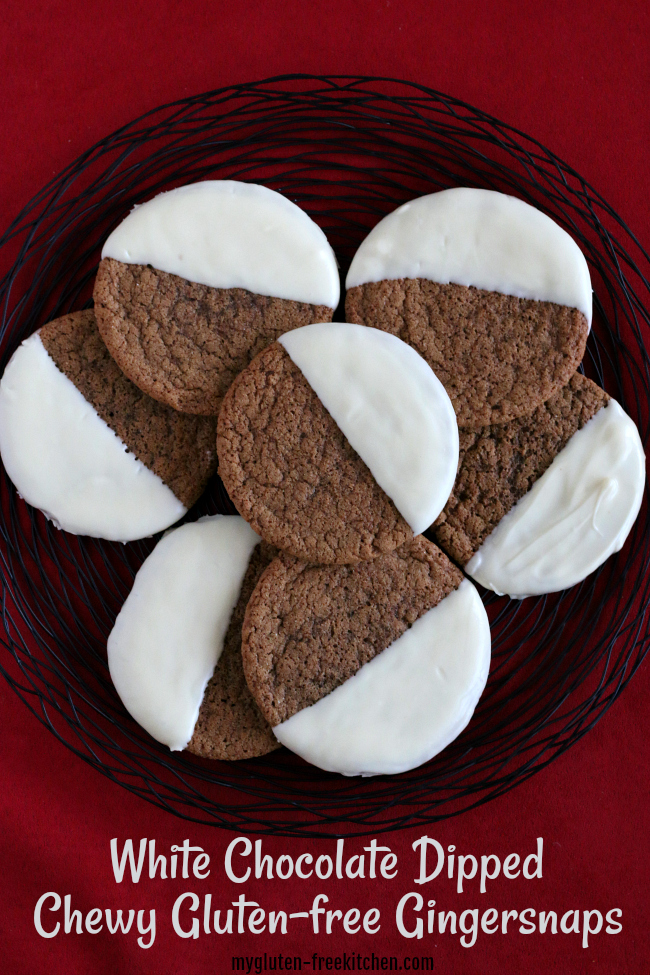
<box><xmin>466</xmin><ymin>400</ymin><xmax>645</xmax><ymax>598</ymax></box>
<box><xmin>0</xmin><ymin>333</ymin><xmax>186</xmax><ymax>541</ymax></box>
<box><xmin>108</xmin><ymin>516</ymin><xmax>261</xmax><ymax>751</ymax></box>
<box><xmin>274</xmin><ymin>579</ymin><xmax>491</xmax><ymax>776</ymax></box>
<box><xmin>347</xmin><ymin>187</ymin><xmax>592</xmax><ymax>325</ymax></box>
<box><xmin>102</xmin><ymin>180</ymin><xmax>340</xmax><ymax>308</ymax></box>
<box><xmin>279</xmin><ymin>323</ymin><xmax>459</xmax><ymax>535</ymax></box>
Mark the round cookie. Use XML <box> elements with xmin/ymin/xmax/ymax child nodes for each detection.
<box><xmin>108</xmin><ymin>515</ymin><xmax>279</xmax><ymax>759</ymax></box>
<box><xmin>242</xmin><ymin>537</ymin><xmax>490</xmax><ymax>776</ymax></box>
<box><xmin>431</xmin><ymin>373</ymin><xmax>645</xmax><ymax>598</ymax></box>
<box><xmin>217</xmin><ymin>322</ymin><xmax>459</xmax><ymax>564</ymax></box>
<box><xmin>0</xmin><ymin>310</ymin><xmax>217</xmax><ymax>541</ymax></box>
<box><xmin>94</xmin><ymin>180</ymin><xmax>340</xmax><ymax>415</ymax></box>
<box><xmin>345</xmin><ymin>187</ymin><xmax>592</xmax><ymax>429</ymax></box>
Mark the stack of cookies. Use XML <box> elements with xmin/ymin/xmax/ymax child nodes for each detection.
<box><xmin>346</xmin><ymin>188</ymin><xmax>645</xmax><ymax>599</ymax></box>
<box><xmin>0</xmin><ymin>181</ymin><xmax>339</xmax><ymax>542</ymax></box>
<box><xmin>0</xmin><ymin>181</ymin><xmax>644</xmax><ymax>777</ymax></box>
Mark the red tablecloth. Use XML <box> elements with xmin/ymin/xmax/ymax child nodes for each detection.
<box><xmin>2</xmin><ymin>3</ymin><xmax>649</xmax><ymax>972</ymax></box>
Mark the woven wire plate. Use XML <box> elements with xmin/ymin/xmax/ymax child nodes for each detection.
<box><xmin>1</xmin><ymin>76</ymin><xmax>649</xmax><ymax>837</ymax></box>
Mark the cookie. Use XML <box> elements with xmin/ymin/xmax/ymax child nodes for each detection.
<box><xmin>217</xmin><ymin>322</ymin><xmax>459</xmax><ymax>564</ymax></box>
<box><xmin>94</xmin><ymin>180</ymin><xmax>340</xmax><ymax>414</ymax></box>
<box><xmin>0</xmin><ymin>310</ymin><xmax>217</xmax><ymax>541</ymax></box>
<box><xmin>241</xmin><ymin>537</ymin><xmax>490</xmax><ymax>776</ymax></box>
<box><xmin>186</xmin><ymin>539</ymin><xmax>281</xmax><ymax>761</ymax></box>
<box><xmin>432</xmin><ymin>374</ymin><xmax>645</xmax><ymax>597</ymax></box>
<box><xmin>345</xmin><ymin>187</ymin><xmax>591</xmax><ymax>429</ymax></box>
<box><xmin>108</xmin><ymin>515</ymin><xmax>278</xmax><ymax>760</ymax></box>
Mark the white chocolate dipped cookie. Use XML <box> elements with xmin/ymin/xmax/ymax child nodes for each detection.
<box><xmin>217</xmin><ymin>322</ymin><xmax>459</xmax><ymax>564</ymax></box>
<box><xmin>432</xmin><ymin>374</ymin><xmax>645</xmax><ymax>598</ymax></box>
<box><xmin>346</xmin><ymin>187</ymin><xmax>592</xmax><ymax>428</ymax></box>
<box><xmin>0</xmin><ymin>311</ymin><xmax>217</xmax><ymax>541</ymax></box>
<box><xmin>108</xmin><ymin>515</ymin><xmax>279</xmax><ymax>760</ymax></box>
<box><xmin>242</xmin><ymin>537</ymin><xmax>491</xmax><ymax>776</ymax></box>
<box><xmin>94</xmin><ymin>180</ymin><xmax>340</xmax><ymax>414</ymax></box>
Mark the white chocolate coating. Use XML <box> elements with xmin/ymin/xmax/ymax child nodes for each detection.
<box><xmin>0</xmin><ymin>333</ymin><xmax>186</xmax><ymax>541</ymax></box>
<box><xmin>108</xmin><ymin>516</ymin><xmax>261</xmax><ymax>751</ymax></box>
<box><xmin>346</xmin><ymin>187</ymin><xmax>592</xmax><ymax>325</ymax></box>
<box><xmin>466</xmin><ymin>400</ymin><xmax>646</xmax><ymax>598</ymax></box>
<box><xmin>102</xmin><ymin>180</ymin><xmax>340</xmax><ymax>308</ymax></box>
<box><xmin>279</xmin><ymin>323</ymin><xmax>459</xmax><ymax>535</ymax></box>
<box><xmin>274</xmin><ymin>579</ymin><xmax>491</xmax><ymax>776</ymax></box>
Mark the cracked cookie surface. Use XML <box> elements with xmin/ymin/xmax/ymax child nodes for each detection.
<box><xmin>431</xmin><ymin>373</ymin><xmax>610</xmax><ymax>565</ymax></box>
<box><xmin>186</xmin><ymin>541</ymin><xmax>281</xmax><ymax>761</ymax></box>
<box><xmin>241</xmin><ymin>536</ymin><xmax>463</xmax><ymax>727</ymax></box>
<box><xmin>93</xmin><ymin>257</ymin><xmax>334</xmax><ymax>415</ymax></box>
<box><xmin>216</xmin><ymin>342</ymin><xmax>414</xmax><ymax>564</ymax></box>
<box><xmin>40</xmin><ymin>309</ymin><xmax>217</xmax><ymax>507</ymax></box>
<box><xmin>346</xmin><ymin>279</ymin><xmax>589</xmax><ymax>429</ymax></box>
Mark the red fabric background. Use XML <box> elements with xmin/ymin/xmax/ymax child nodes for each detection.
<box><xmin>2</xmin><ymin>2</ymin><xmax>649</xmax><ymax>972</ymax></box>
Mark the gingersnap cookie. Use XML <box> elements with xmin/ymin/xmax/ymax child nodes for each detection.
<box><xmin>108</xmin><ymin>515</ymin><xmax>279</xmax><ymax>759</ymax></box>
<box><xmin>94</xmin><ymin>180</ymin><xmax>340</xmax><ymax>414</ymax></box>
<box><xmin>217</xmin><ymin>322</ymin><xmax>459</xmax><ymax>564</ymax></box>
<box><xmin>0</xmin><ymin>310</ymin><xmax>217</xmax><ymax>541</ymax></box>
<box><xmin>242</xmin><ymin>536</ymin><xmax>491</xmax><ymax>776</ymax></box>
<box><xmin>345</xmin><ymin>187</ymin><xmax>592</xmax><ymax>429</ymax></box>
<box><xmin>431</xmin><ymin>373</ymin><xmax>645</xmax><ymax>598</ymax></box>
<box><xmin>187</xmin><ymin>538</ymin><xmax>280</xmax><ymax>761</ymax></box>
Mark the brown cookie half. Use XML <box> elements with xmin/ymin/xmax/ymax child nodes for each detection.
<box><xmin>241</xmin><ymin>536</ymin><xmax>463</xmax><ymax>727</ymax></box>
<box><xmin>93</xmin><ymin>258</ymin><xmax>334</xmax><ymax>415</ymax></box>
<box><xmin>431</xmin><ymin>372</ymin><xmax>610</xmax><ymax>566</ymax></box>
<box><xmin>186</xmin><ymin>540</ymin><xmax>280</xmax><ymax>761</ymax></box>
<box><xmin>216</xmin><ymin>342</ymin><xmax>414</xmax><ymax>564</ymax></box>
<box><xmin>40</xmin><ymin>309</ymin><xmax>217</xmax><ymax>508</ymax></box>
<box><xmin>346</xmin><ymin>279</ymin><xmax>589</xmax><ymax>429</ymax></box>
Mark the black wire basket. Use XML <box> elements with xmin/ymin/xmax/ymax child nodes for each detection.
<box><xmin>1</xmin><ymin>76</ymin><xmax>648</xmax><ymax>837</ymax></box>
